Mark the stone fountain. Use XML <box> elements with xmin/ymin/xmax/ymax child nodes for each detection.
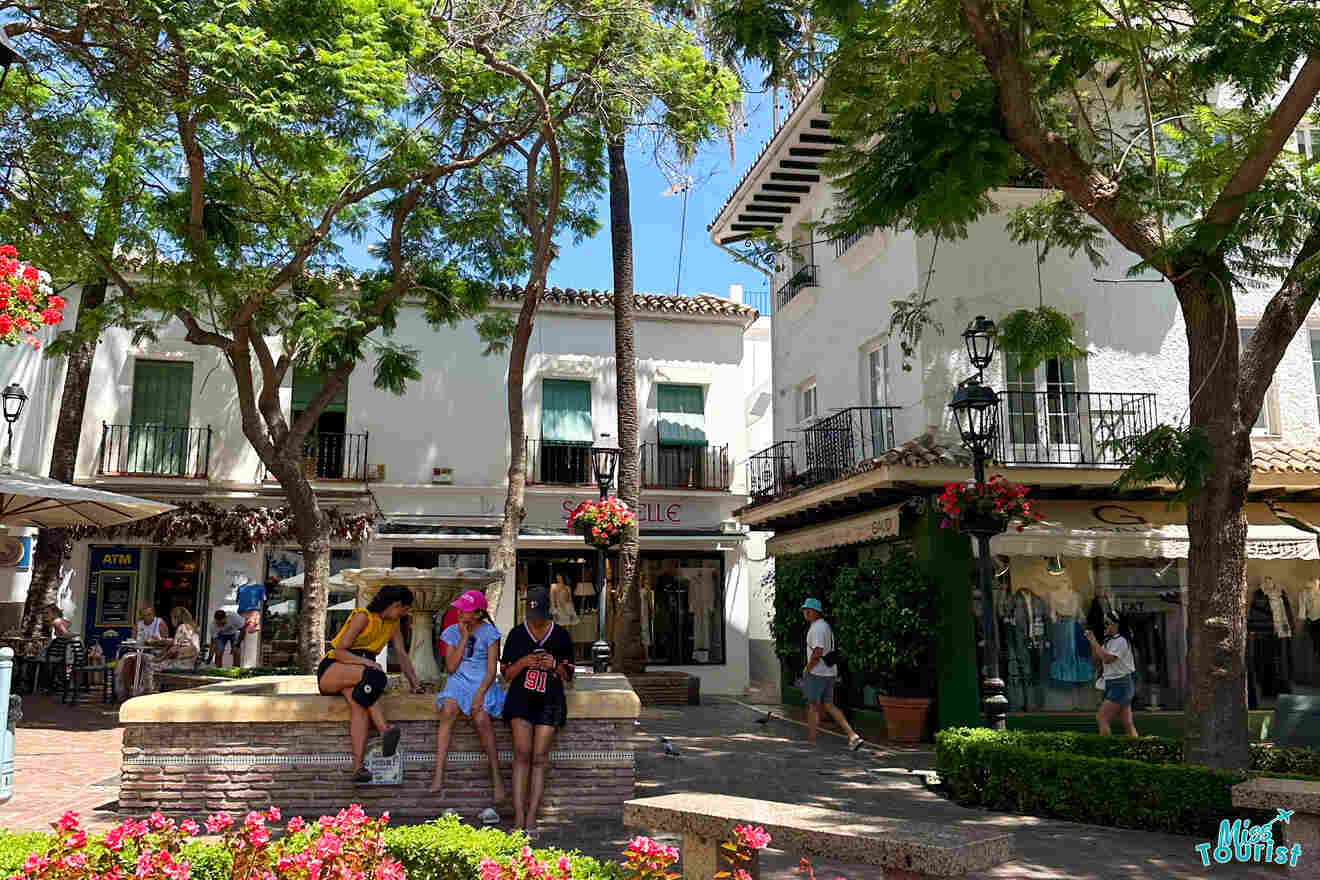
<box><xmin>337</xmin><ymin>567</ymin><xmax>504</xmax><ymax>684</ymax></box>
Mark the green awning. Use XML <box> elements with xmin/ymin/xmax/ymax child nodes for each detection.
<box><xmin>292</xmin><ymin>368</ymin><xmax>347</xmax><ymax>414</ymax></box>
<box><xmin>658</xmin><ymin>384</ymin><xmax>706</xmax><ymax>446</ymax></box>
<box><xmin>542</xmin><ymin>379</ymin><xmax>593</xmax><ymax>443</ymax></box>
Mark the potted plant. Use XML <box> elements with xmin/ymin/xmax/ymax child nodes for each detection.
<box><xmin>830</xmin><ymin>551</ymin><xmax>936</xmax><ymax>742</ymax></box>
<box><xmin>565</xmin><ymin>497</ymin><xmax>636</xmax><ymax>549</ymax></box>
<box><xmin>994</xmin><ymin>305</ymin><xmax>1087</xmax><ymax>372</ymax></box>
<box><xmin>935</xmin><ymin>474</ymin><xmax>1044</xmax><ymax>536</ymax></box>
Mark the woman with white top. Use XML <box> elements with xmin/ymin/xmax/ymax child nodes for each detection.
<box><xmin>1086</xmin><ymin>611</ymin><xmax>1138</xmax><ymax>736</ymax></box>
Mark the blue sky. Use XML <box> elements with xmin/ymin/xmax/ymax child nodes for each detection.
<box><xmin>547</xmin><ymin>91</ymin><xmax>778</xmax><ymax>305</ymax></box>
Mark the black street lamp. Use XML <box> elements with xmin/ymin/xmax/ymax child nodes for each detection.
<box><xmin>590</xmin><ymin>433</ymin><xmax>620</xmax><ymax>674</ymax></box>
<box><xmin>1</xmin><ymin>383</ymin><xmax>27</xmax><ymax>473</ymax></box>
<box><xmin>0</xmin><ymin>31</ymin><xmax>22</xmax><ymax>89</ymax></box>
<box><xmin>949</xmin><ymin>318</ymin><xmax>1009</xmax><ymax>730</ymax></box>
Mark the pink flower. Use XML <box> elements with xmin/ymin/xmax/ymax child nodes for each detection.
<box><xmin>21</xmin><ymin>854</ymin><xmax>43</xmax><ymax>874</ymax></box>
<box><xmin>104</xmin><ymin>825</ymin><xmax>128</xmax><ymax>851</ymax></box>
<box><xmin>161</xmin><ymin>859</ymin><xmax>189</xmax><ymax>880</ymax></box>
<box><xmin>286</xmin><ymin>816</ymin><xmax>306</xmax><ymax>833</ymax></box>
<box><xmin>180</xmin><ymin>819</ymin><xmax>199</xmax><ymax>837</ymax></box>
<box><xmin>149</xmin><ymin>811</ymin><xmax>169</xmax><ymax>830</ymax></box>
<box><xmin>315</xmin><ymin>832</ymin><xmax>342</xmax><ymax>859</ymax></box>
<box><xmin>732</xmin><ymin>824</ymin><xmax>772</xmax><ymax>850</ymax></box>
<box><xmin>67</xmin><ymin>830</ymin><xmax>87</xmax><ymax>849</ymax></box>
<box><xmin>134</xmin><ymin>851</ymin><xmax>155</xmax><ymax>879</ymax></box>
<box><xmin>478</xmin><ymin>859</ymin><xmax>503</xmax><ymax>880</ymax></box>
<box><xmin>55</xmin><ymin>811</ymin><xmax>80</xmax><ymax>833</ymax></box>
<box><xmin>204</xmin><ymin>811</ymin><xmax>234</xmax><ymax>833</ymax></box>
<box><xmin>265</xmin><ymin>805</ymin><xmax>282</xmax><ymax>821</ymax></box>
<box><xmin>248</xmin><ymin>825</ymin><xmax>269</xmax><ymax>847</ymax></box>
<box><xmin>60</xmin><ymin>854</ymin><xmax>86</xmax><ymax>871</ymax></box>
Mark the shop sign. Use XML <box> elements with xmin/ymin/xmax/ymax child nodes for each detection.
<box><xmin>561</xmin><ymin>500</ymin><xmax>681</xmax><ymax>524</ymax></box>
<box><xmin>0</xmin><ymin>536</ymin><xmax>28</xmax><ymax>570</ymax></box>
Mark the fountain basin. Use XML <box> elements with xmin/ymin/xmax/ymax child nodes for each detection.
<box><xmin>119</xmin><ymin>673</ymin><xmax>641</xmax><ymax>824</ymax></box>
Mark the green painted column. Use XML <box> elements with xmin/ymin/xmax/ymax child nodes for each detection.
<box><xmin>916</xmin><ymin>501</ymin><xmax>981</xmax><ymax>729</ymax></box>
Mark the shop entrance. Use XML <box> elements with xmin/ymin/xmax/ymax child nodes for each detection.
<box><xmin>516</xmin><ymin>550</ymin><xmax>602</xmax><ymax>664</ymax></box>
<box><xmin>84</xmin><ymin>546</ymin><xmax>210</xmax><ymax>656</ymax></box>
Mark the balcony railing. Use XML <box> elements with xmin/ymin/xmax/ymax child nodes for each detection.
<box><xmin>527</xmin><ymin>439</ymin><xmax>593</xmax><ymax>485</ymax></box>
<box><xmin>641</xmin><ymin>443</ymin><xmax>731</xmax><ymax>490</ymax></box>
<box><xmin>304</xmin><ymin>432</ymin><xmax>371</xmax><ymax>480</ymax></box>
<box><xmin>833</xmin><ymin>227</ymin><xmax>873</xmax><ymax>258</ymax></box>
<box><xmin>746</xmin><ymin>406</ymin><xmax>899</xmax><ymax>501</ymax></box>
<box><xmin>743</xmin><ymin>288</ymin><xmax>772</xmax><ymax>317</ymax></box>
<box><xmin>100</xmin><ymin>424</ymin><xmax>212</xmax><ymax>478</ymax></box>
<box><xmin>775</xmin><ymin>264</ymin><xmax>819</xmax><ymax>309</ymax></box>
<box><xmin>998</xmin><ymin>391</ymin><xmax>1156</xmax><ymax>465</ymax></box>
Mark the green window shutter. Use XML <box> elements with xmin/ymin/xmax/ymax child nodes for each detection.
<box><xmin>658</xmin><ymin>384</ymin><xmax>706</xmax><ymax>446</ymax></box>
<box><xmin>541</xmin><ymin>380</ymin><xmax>593</xmax><ymax>443</ymax></box>
<box><xmin>292</xmin><ymin>368</ymin><xmax>347</xmax><ymax>414</ymax></box>
<box><xmin>131</xmin><ymin>361</ymin><xmax>193</xmax><ymax>426</ymax></box>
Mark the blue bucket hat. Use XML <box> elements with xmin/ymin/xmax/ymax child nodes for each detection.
<box><xmin>801</xmin><ymin>598</ymin><xmax>824</xmax><ymax>613</ymax></box>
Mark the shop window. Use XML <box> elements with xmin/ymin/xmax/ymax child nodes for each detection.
<box><xmin>263</xmin><ymin>548</ymin><xmax>360</xmax><ymax>666</ymax></box>
<box><xmin>515</xmin><ymin>550</ymin><xmax>600</xmax><ymax>664</ymax></box>
<box><xmin>539</xmin><ymin>379</ymin><xmax>593</xmax><ymax>483</ymax></box>
<box><xmin>129</xmin><ymin>360</ymin><xmax>194</xmax><ymax>475</ymax></box>
<box><xmin>640</xmin><ymin>553</ymin><xmax>725</xmax><ymax>665</ymax></box>
<box><xmin>391</xmin><ymin>549</ymin><xmax>489</xmax><ymax>570</ymax></box>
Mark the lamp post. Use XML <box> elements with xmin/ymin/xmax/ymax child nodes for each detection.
<box><xmin>590</xmin><ymin>433</ymin><xmax>620</xmax><ymax>674</ymax></box>
<box><xmin>0</xmin><ymin>30</ymin><xmax>22</xmax><ymax>89</ymax></box>
<box><xmin>0</xmin><ymin>384</ymin><xmax>27</xmax><ymax>474</ymax></box>
<box><xmin>948</xmin><ymin>316</ymin><xmax>1009</xmax><ymax>730</ymax></box>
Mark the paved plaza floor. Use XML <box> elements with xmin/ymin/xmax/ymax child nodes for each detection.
<box><xmin>0</xmin><ymin>694</ymin><xmax>1288</xmax><ymax>878</ymax></box>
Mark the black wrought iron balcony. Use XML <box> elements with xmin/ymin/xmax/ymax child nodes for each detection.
<box><xmin>304</xmin><ymin>432</ymin><xmax>370</xmax><ymax>480</ymax></box>
<box><xmin>745</xmin><ymin>406</ymin><xmax>900</xmax><ymax>502</ymax></box>
<box><xmin>100</xmin><ymin>424</ymin><xmax>212</xmax><ymax>478</ymax></box>
<box><xmin>527</xmin><ymin>438</ymin><xmax>593</xmax><ymax>485</ymax></box>
<box><xmin>775</xmin><ymin>264</ymin><xmax>819</xmax><ymax>309</ymax></box>
<box><xmin>641</xmin><ymin>443</ymin><xmax>731</xmax><ymax>490</ymax></box>
<box><xmin>997</xmin><ymin>391</ymin><xmax>1157</xmax><ymax>465</ymax></box>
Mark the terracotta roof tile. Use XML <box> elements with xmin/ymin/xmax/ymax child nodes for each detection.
<box><xmin>489</xmin><ymin>286</ymin><xmax>759</xmax><ymax>321</ymax></box>
<box><xmin>1252</xmin><ymin>443</ymin><xmax>1320</xmax><ymax>474</ymax></box>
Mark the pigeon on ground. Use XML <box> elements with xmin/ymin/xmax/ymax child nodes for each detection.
<box><xmin>755</xmin><ymin>712</ymin><xmax>773</xmax><ymax>725</ymax></box>
<box><xmin>662</xmin><ymin>738</ymin><xmax>680</xmax><ymax>758</ymax></box>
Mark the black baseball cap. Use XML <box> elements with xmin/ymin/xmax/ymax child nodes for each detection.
<box><xmin>525</xmin><ymin>588</ymin><xmax>551</xmax><ymax>621</ymax></box>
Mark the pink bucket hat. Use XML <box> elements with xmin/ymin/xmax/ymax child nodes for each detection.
<box><xmin>450</xmin><ymin>589</ymin><xmax>488</xmax><ymax>613</ymax></box>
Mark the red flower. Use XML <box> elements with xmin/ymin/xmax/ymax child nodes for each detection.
<box><xmin>15</xmin><ymin>286</ymin><xmax>32</xmax><ymax>302</ymax></box>
<box><xmin>0</xmin><ymin>245</ymin><xmax>16</xmax><ymax>258</ymax></box>
<box><xmin>21</xmin><ymin>265</ymin><xmax>38</xmax><ymax>283</ymax></box>
<box><xmin>41</xmin><ymin>309</ymin><xmax>61</xmax><ymax>325</ymax></box>
<box><xmin>0</xmin><ymin>315</ymin><xmax>15</xmax><ymax>335</ymax></box>
<box><xmin>49</xmin><ymin>295</ymin><xmax>65</xmax><ymax>309</ymax></box>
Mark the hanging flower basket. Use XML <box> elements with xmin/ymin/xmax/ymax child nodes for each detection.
<box><xmin>936</xmin><ymin>475</ymin><xmax>1044</xmax><ymax>536</ymax></box>
<box><xmin>565</xmin><ymin>496</ymin><xmax>636</xmax><ymax>549</ymax></box>
<box><xmin>0</xmin><ymin>245</ymin><xmax>63</xmax><ymax>349</ymax></box>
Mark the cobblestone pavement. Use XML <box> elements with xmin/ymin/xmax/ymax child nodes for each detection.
<box><xmin>0</xmin><ymin>695</ymin><xmax>1284</xmax><ymax>879</ymax></box>
<box><xmin>0</xmin><ymin>695</ymin><xmax>123</xmax><ymax>835</ymax></box>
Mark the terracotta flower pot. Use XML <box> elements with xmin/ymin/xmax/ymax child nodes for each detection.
<box><xmin>878</xmin><ymin>695</ymin><xmax>932</xmax><ymax>743</ymax></box>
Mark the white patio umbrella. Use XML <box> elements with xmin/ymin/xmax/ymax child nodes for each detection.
<box><xmin>278</xmin><ymin>571</ymin><xmax>346</xmax><ymax>588</ymax></box>
<box><xmin>0</xmin><ymin>471</ymin><xmax>174</xmax><ymax>527</ymax></box>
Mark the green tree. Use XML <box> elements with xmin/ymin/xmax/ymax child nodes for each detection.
<box><xmin>739</xmin><ymin>0</ymin><xmax>1320</xmax><ymax>768</ymax></box>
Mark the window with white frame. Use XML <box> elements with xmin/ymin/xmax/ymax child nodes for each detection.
<box><xmin>1312</xmin><ymin>329</ymin><xmax>1320</xmax><ymax>425</ymax></box>
<box><xmin>867</xmin><ymin>345</ymin><xmax>890</xmax><ymax>407</ymax></box>
<box><xmin>798</xmin><ymin>383</ymin><xmax>818</xmax><ymax>423</ymax></box>
<box><xmin>1296</xmin><ymin>128</ymin><xmax>1318</xmax><ymax>158</ymax></box>
<box><xmin>1003</xmin><ymin>353</ymin><xmax>1080</xmax><ymax>455</ymax></box>
<box><xmin>1239</xmin><ymin>327</ymin><xmax>1274</xmax><ymax>434</ymax></box>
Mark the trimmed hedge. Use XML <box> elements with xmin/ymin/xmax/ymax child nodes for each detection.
<box><xmin>935</xmin><ymin>729</ymin><xmax>1282</xmax><ymax>836</ymax></box>
<box><xmin>195</xmin><ymin>666</ymin><xmax>299</xmax><ymax>680</ymax></box>
<box><xmin>0</xmin><ymin>818</ymin><xmax>619</xmax><ymax>880</ymax></box>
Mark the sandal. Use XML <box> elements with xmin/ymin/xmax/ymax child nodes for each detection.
<box><xmin>350</xmin><ymin>767</ymin><xmax>372</xmax><ymax>783</ymax></box>
<box><xmin>382</xmin><ymin>726</ymin><xmax>402</xmax><ymax>758</ymax></box>
<box><xmin>479</xmin><ymin>807</ymin><xmax>500</xmax><ymax>826</ymax></box>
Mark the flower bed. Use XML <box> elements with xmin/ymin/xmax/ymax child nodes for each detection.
<box><xmin>0</xmin><ymin>814</ymin><xmax>787</xmax><ymax>880</ymax></box>
<box><xmin>934</xmin><ymin>729</ymin><xmax>1320</xmax><ymax>836</ymax></box>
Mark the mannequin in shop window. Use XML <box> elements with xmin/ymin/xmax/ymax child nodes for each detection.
<box><xmin>549</xmin><ymin>576</ymin><xmax>578</xmax><ymax>626</ymax></box>
<box><xmin>1248</xmin><ymin>581</ymin><xmax>1294</xmax><ymax>709</ymax></box>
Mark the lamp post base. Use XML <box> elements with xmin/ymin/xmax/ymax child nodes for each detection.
<box><xmin>982</xmin><ymin>676</ymin><xmax>1008</xmax><ymax>730</ymax></box>
<box><xmin>591</xmin><ymin>640</ymin><xmax>611</xmax><ymax>674</ymax></box>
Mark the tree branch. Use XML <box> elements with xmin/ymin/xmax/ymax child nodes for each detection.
<box><xmin>959</xmin><ymin>0</ymin><xmax>1163</xmax><ymax>263</ymax></box>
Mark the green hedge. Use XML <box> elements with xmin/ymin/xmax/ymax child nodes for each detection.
<box><xmin>195</xmin><ymin>666</ymin><xmax>299</xmax><ymax>680</ymax></box>
<box><xmin>0</xmin><ymin>818</ymin><xmax>619</xmax><ymax>880</ymax></box>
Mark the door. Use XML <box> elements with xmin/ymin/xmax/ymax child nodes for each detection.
<box><xmin>867</xmin><ymin>346</ymin><xmax>891</xmax><ymax>457</ymax></box>
<box><xmin>656</xmin><ymin>384</ymin><xmax>706</xmax><ymax>487</ymax></box>
<box><xmin>1003</xmin><ymin>354</ymin><xmax>1080</xmax><ymax>463</ymax></box>
<box><xmin>540</xmin><ymin>379</ymin><xmax>593</xmax><ymax>483</ymax></box>
<box><xmin>292</xmin><ymin>368</ymin><xmax>349</xmax><ymax>477</ymax></box>
<box><xmin>129</xmin><ymin>361</ymin><xmax>193</xmax><ymax>475</ymax></box>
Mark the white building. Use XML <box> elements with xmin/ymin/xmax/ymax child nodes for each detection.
<box><xmin>712</xmin><ymin>79</ymin><xmax>1320</xmax><ymax>717</ymax></box>
<box><xmin>36</xmin><ymin>284</ymin><xmax>769</xmax><ymax>695</ymax></box>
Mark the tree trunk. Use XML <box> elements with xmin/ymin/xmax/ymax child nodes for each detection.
<box><xmin>607</xmin><ymin>135</ymin><xmax>645</xmax><ymax>673</ymax></box>
<box><xmin>269</xmin><ymin>453</ymin><xmax>332</xmax><ymax>672</ymax></box>
<box><xmin>22</xmin><ymin>279</ymin><xmax>110</xmax><ymax>637</ymax></box>
<box><xmin>1178</xmin><ymin>277</ymin><xmax>1251</xmax><ymax>769</ymax></box>
<box><xmin>488</xmin><ymin>288</ymin><xmax>541</xmax><ymax>617</ymax></box>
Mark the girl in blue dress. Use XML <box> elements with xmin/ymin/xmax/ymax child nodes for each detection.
<box><xmin>430</xmin><ymin>589</ymin><xmax>507</xmax><ymax>811</ymax></box>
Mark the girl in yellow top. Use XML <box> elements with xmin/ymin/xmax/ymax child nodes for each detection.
<box><xmin>317</xmin><ymin>584</ymin><xmax>424</xmax><ymax>782</ymax></box>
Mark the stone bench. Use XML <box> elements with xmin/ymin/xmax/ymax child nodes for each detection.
<box><xmin>155</xmin><ymin>672</ymin><xmax>226</xmax><ymax>692</ymax></box>
<box><xmin>623</xmin><ymin>793</ymin><xmax>1013</xmax><ymax>879</ymax></box>
<box><xmin>1232</xmin><ymin>777</ymin><xmax>1320</xmax><ymax>851</ymax></box>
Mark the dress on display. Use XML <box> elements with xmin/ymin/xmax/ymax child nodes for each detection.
<box><xmin>550</xmin><ymin>578</ymin><xmax>579</xmax><ymax>626</ymax></box>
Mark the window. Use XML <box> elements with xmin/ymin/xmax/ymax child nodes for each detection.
<box><xmin>798</xmin><ymin>384</ymin><xmax>817</xmax><ymax>422</ymax></box>
<box><xmin>655</xmin><ymin>384</ymin><xmax>708</xmax><ymax>488</ymax></box>
<box><xmin>868</xmin><ymin>346</ymin><xmax>889</xmax><ymax>407</ymax></box>
<box><xmin>1240</xmin><ymin>328</ymin><xmax>1273</xmax><ymax>433</ymax></box>
<box><xmin>1311</xmin><ymin>330</ymin><xmax>1320</xmax><ymax>425</ymax></box>
<box><xmin>538</xmin><ymin>379</ymin><xmax>592</xmax><ymax>483</ymax></box>
<box><xmin>640</xmin><ymin>553</ymin><xmax>725</xmax><ymax>665</ymax></box>
<box><xmin>865</xmin><ymin>345</ymin><xmax>893</xmax><ymax>455</ymax></box>
<box><xmin>1296</xmin><ymin>128</ymin><xmax>1318</xmax><ymax>158</ymax></box>
<box><xmin>293</xmin><ymin>368</ymin><xmax>349</xmax><ymax>478</ymax></box>
<box><xmin>129</xmin><ymin>360</ymin><xmax>194</xmax><ymax>475</ymax></box>
<box><xmin>1003</xmin><ymin>354</ymin><xmax>1080</xmax><ymax>458</ymax></box>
